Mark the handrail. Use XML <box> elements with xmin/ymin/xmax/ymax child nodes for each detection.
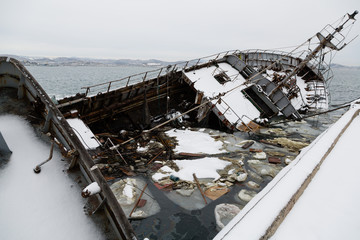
<box><xmin>81</xmin><ymin>49</ymin><xmax>241</xmax><ymax>96</ymax></box>
<box><xmin>79</xmin><ymin>48</ymin><xmax>332</xmax><ymax>103</ymax></box>
<box><xmin>238</xmin><ymin>49</ymin><xmax>334</xmax><ymax>88</ymax></box>
<box><xmin>217</xmin><ymin>98</ymin><xmax>255</xmax><ymax>132</ymax></box>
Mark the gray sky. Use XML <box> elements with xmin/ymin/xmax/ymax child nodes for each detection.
<box><xmin>1</xmin><ymin>0</ymin><xmax>359</xmax><ymax>65</ymax></box>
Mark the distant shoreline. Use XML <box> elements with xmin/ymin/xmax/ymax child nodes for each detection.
<box><xmin>1</xmin><ymin>54</ymin><xmax>177</xmax><ymax>67</ymax></box>
<box><xmin>1</xmin><ymin>54</ymin><xmax>359</xmax><ymax>69</ymax></box>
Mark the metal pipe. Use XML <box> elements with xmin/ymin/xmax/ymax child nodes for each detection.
<box><xmin>33</xmin><ymin>141</ymin><xmax>54</xmax><ymax>173</ymax></box>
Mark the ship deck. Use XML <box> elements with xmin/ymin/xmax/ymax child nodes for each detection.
<box><xmin>0</xmin><ymin>88</ymin><xmax>117</xmax><ymax>239</ymax></box>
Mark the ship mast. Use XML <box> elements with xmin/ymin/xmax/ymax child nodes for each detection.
<box><xmin>270</xmin><ymin>10</ymin><xmax>358</xmax><ymax>97</ymax></box>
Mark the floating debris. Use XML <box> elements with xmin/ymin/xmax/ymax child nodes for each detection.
<box><xmin>238</xmin><ymin>189</ymin><xmax>257</xmax><ymax>202</ymax></box>
<box><xmin>215</xmin><ymin>204</ymin><xmax>241</xmax><ymax>231</ymax></box>
<box><xmin>110</xmin><ymin>178</ymin><xmax>160</xmax><ymax>218</ymax></box>
<box><xmin>268</xmin><ymin>156</ymin><xmax>282</xmax><ymax>164</ymax></box>
<box><xmin>267</xmin><ymin>137</ymin><xmax>309</xmax><ymax>152</ymax></box>
<box><xmin>248</xmin><ymin>160</ymin><xmax>283</xmax><ymax>178</ymax></box>
<box><xmin>246</xmin><ymin>181</ymin><xmax>260</xmax><ymax>189</ymax></box>
<box><xmin>253</xmin><ymin>151</ymin><xmax>267</xmax><ymax>160</ymax></box>
<box><xmin>204</xmin><ymin>186</ymin><xmax>230</xmax><ymax>201</ymax></box>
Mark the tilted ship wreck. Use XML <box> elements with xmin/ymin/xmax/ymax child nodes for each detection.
<box><xmin>0</xmin><ymin>11</ymin><xmax>357</xmax><ymax>240</ymax></box>
<box><xmin>57</xmin><ymin>12</ymin><xmax>357</xmax><ymax>134</ymax></box>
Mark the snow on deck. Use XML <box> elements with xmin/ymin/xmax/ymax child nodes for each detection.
<box><xmin>66</xmin><ymin>118</ymin><xmax>100</xmax><ymax>149</ymax></box>
<box><xmin>165</xmin><ymin>128</ymin><xmax>226</xmax><ymax>154</ymax></box>
<box><xmin>214</xmin><ymin>101</ymin><xmax>360</xmax><ymax>240</ymax></box>
<box><xmin>184</xmin><ymin>62</ymin><xmax>260</xmax><ymax>125</ymax></box>
<box><xmin>0</xmin><ymin>115</ymin><xmax>104</xmax><ymax>240</ymax></box>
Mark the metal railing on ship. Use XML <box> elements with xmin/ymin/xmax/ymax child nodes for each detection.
<box><xmin>239</xmin><ymin>49</ymin><xmax>334</xmax><ymax>91</ymax></box>
<box><xmin>81</xmin><ymin>50</ymin><xmax>241</xmax><ymax>97</ymax></box>
<box><xmin>81</xmin><ymin>48</ymin><xmax>333</xmax><ymax>99</ymax></box>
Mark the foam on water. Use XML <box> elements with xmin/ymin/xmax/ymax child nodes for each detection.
<box><xmin>0</xmin><ymin>115</ymin><xmax>104</xmax><ymax>240</ymax></box>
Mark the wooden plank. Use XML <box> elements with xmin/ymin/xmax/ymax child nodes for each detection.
<box><xmin>193</xmin><ymin>173</ymin><xmax>207</xmax><ymax>204</ymax></box>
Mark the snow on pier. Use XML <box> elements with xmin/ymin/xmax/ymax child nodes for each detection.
<box><xmin>215</xmin><ymin>100</ymin><xmax>360</xmax><ymax>239</ymax></box>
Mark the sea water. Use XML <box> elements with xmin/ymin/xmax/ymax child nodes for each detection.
<box><xmin>27</xmin><ymin>65</ymin><xmax>157</xmax><ymax>99</ymax></box>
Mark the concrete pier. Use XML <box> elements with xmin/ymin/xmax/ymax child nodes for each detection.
<box><xmin>215</xmin><ymin>101</ymin><xmax>360</xmax><ymax>239</ymax></box>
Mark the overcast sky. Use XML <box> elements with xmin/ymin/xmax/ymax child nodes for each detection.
<box><xmin>1</xmin><ymin>0</ymin><xmax>359</xmax><ymax>65</ymax></box>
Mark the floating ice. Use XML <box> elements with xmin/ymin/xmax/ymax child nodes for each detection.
<box><xmin>165</xmin><ymin>128</ymin><xmax>226</xmax><ymax>154</ymax></box>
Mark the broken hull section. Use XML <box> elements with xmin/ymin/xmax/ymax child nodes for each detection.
<box><xmin>182</xmin><ymin>54</ymin><xmax>303</xmax><ymax>131</ymax></box>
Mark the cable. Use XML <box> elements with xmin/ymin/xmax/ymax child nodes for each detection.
<box><xmin>71</xmin><ymin>126</ymin><xmax>92</xmax><ymax>150</ymax></box>
<box><xmin>268</xmin><ymin>102</ymin><xmax>352</xmax><ymax>127</ymax></box>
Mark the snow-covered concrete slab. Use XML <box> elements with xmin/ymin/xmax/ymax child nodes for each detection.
<box><xmin>214</xmin><ymin>101</ymin><xmax>360</xmax><ymax>240</ymax></box>
<box><xmin>67</xmin><ymin>118</ymin><xmax>100</xmax><ymax>149</ymax></box>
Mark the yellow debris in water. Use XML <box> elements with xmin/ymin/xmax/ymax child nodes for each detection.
<box><xmin>268</xmin><ymin>137</ymin><xmax>309</xmax><ymax>152</ymax></box>
<box><xmin>237</xmin><ymin>121</ymin><xmax>261</xmax><ymax>132</ymax></box>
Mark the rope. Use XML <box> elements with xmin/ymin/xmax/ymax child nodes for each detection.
<box><xmin>268</xmin><ymin>102</ymin><xmax>352</xmax><ymax>127</ymax></box>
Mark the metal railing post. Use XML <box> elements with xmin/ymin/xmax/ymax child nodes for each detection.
<box><xmin>126</xmin><ymin>76</ymin><xmax>131</xmax><ymax>87</ymax></box>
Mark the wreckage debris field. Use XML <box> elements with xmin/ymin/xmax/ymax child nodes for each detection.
<box><xmin>24</xmin><ymin>65</ymin><xmax>360</xmax><ymax>239</ymax></box>
<box><xmin>91</xmin><ymin>125</ymin><xmax>323</xmax><ymax>239</ymax></box>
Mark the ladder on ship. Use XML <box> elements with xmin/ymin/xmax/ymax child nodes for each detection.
<box><xmin>226</xmin><ymin>55</ymin><xmax>302</xmax><ymax>120</ymax></box>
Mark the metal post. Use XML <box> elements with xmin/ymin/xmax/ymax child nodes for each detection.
<box><xmin>107</xmin><ymin>82</ymin><xmax>112</xmax><ymax>92</ymax></box>
<box><xmin>126</xmin><ymin>76</ymin><xmax>131</xmax><ymax>87</ymax></box>
<box><xmin>142</xmin><ymin>72</ymin><xmax>148</xmax><ymax>82</ymax></box>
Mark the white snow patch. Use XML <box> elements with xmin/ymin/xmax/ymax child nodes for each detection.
<box><xmin>137</xmin><ymin>143</ymin><xmax>149</xmax><ymax>152</ymax></box>
<box><xmin>152</xmin><ymin>172</ymin><xmax>168</xmax><ymax>182</ymax></box>
<box><xmin>66</xmin><ymin>118</ymin><xmax>100</xmax><ymax>149</ymax></box>
<box><xmin>165</xmin><ymin>128</ymin><xmax>226</xmax><ymax>154</ymax></box>
<box><xmin>83</xmin><ymin>182</ymin><xmax>101</xmax><ymax>196</ymax></box>
<box><xmin>172</xmin><ymin>157</ymin><xmax>231</xmax><ymax>181</ymax></box>
<box><xmin>160</xmin><ymin>165</ymin><xmax>174</xmax><ymax>173</ymax></box>
<box><xmin>123</xmin><ymin>184</ymin><xmax>134</xmax><ymax>199</ymax></box>
<box><xmin>152</xmin><ymin>158</ymin><xmax>231</xmax><ymax>182</ymax></box>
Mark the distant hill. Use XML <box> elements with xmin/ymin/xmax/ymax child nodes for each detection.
<box><xmin>330</xmin><ymin>63</ymin><xmax>360</xmax><ymax>69</ymax></box>
<box><xmin>1</xmin><ymin>55</ymin><xmax>178</xmax><ymax>67</ymax></box>
<box><xmin>1</xmin><ymin>54</ymin><xmax>358</xmax><ymax>69</ymax></box>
